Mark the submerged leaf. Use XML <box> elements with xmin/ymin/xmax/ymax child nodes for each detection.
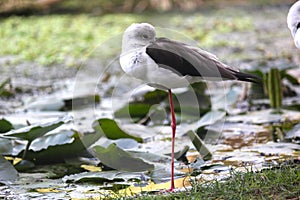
<box><xmin>93</xmin><ymin>144</ymin><xmax>154</xmax><ymax>172</ymax></box>
<box><xmin>1</xmin><ymin>116</ymin><xmax>71</xmax><ymax>141</ymax></box>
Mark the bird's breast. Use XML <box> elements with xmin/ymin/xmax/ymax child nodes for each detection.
<box><xmin>120</xmin><ymin>50</ymin><xmax>148</xmax><ymax>79</ymax></box>
<box><xmin>120</xmin><ymin>49</ymin><xmax>192</xmax><ymax>89</ymax></box>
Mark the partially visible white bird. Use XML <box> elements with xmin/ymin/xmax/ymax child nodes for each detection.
<box><xmin>287</xmin><ymin>1</ymin><xmax>300</xmax><ymax>48</ymax></box>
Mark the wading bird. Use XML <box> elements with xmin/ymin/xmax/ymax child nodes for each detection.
<box><xmin>120</xmin><ymin>23</ymin><xmax>260</xmax><ymax>191</ymax></box>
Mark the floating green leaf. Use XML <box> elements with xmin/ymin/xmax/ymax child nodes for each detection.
<box><xmin>114</xmin><ymin>103</ymin><xmax>151</xmax><ymax>119</ymax></box>
<box><xmin>0</xmin><ymin>118</ymin><xmax>13</xmax><ymax>133</ymax></box>
<box><xmin>187</xmin><ymin>130</ymin><xmax>212</xmax><ymax>160</ymax></box>
<box><xmin>93</xmin><ymin>118</ymin><xmax>143</xmax><ymax>143</ymax></box>
<box><xmin>25</xmin><ymin>94</ymin><xmax>100</xmax><ymax>111</ymax></box>
<box><xmin>24</xmin><ymin>98</ymin><xmax>65</xmax><ymax>111</ymax></box>
<box><xmin>93</xmin><ymin>144</ymin><xmax>154</xmax><ymax>172</ymax></box>
<box><xmin>63</xmin><ymin>170</ymin><xmax>146</xmax><ymax>183</ymax></box>
<box><xmin>19</xmin><ymin>130</ymin><xmax>101</xmax><ymax>164</ymax></box>
<box><xmin>114</xmin><ymin>88</ymin><xmax>168</xmax><ymax>120</ymax></box>
<box><xmin>1</xmin><ymin>116</ymin><xmax>71</xmax><ymax>141</ymax></box>
<box><xmin>64</xmin><ymin>94</ymin><xmax>101</xmax><ymax>110</ymax></box>
<box><xmin>30</xmin><ymin>130</ymin><xmax>76</xmax><ymax>152</ymax></box>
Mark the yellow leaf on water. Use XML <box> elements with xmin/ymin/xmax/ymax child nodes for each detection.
<box><xmin>13</xmin><ymin>157</ymin><xmax>22</xmax><ymax>165</ymax></box>
<box><xmin>34</xmin><ymin>188</ymin><xmax>61</xmax><ymax>193</ymax></box>
<box><xmin>4</xmin><ymin>156</ymin><xmax>14</xmax><ymax>161</ymax></box>
<box><xmin>118</xmin><ymin>177</ymin><xmax>192</xmax><ymax>196</ymax></box>
<box><xmin>4</xmin><ymin>156</ymin><xmax>22</xmax><ymax>165</ymax></box>
<box><xmin>80</xmin><ymin>164</ymin><xmax>102</xmax><ymax>172</ymax></box>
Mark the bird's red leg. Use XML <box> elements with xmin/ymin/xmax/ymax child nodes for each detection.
<box><xmin>168</xmin><ymin>89</ymin><xmax>176</xmax><ymax>191</ymax></box>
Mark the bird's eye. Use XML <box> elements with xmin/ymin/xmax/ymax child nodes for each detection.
<box><xmin>142</xmin><ymin>34</ymin><xmax>149</xmax><ymax>39</ymax></box>
<box><xmin>297</xmin><ymin>22</ymin><xmax>300</xmax><ymax>30</ymax></box>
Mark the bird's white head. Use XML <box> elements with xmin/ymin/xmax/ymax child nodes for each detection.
<box><xmin>121</xmin><ymin>23</ymin><xmax>156</xmax><ymax>53</ymax></box>
<box><xmin>287</xmin><ymin>1</ymin><xmax>300</xmax><ymax>48</ymax></box>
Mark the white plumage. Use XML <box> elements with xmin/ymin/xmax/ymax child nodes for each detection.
<box><xmin>120</xmin><ymin>23</ymin><xmax>259</xmax><ymax>90</ymax></box>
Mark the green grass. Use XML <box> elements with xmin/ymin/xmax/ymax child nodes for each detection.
<box><xmin>0</xmin><ymin>10</ymin><xmax>254</xmax><ymax>66</ymax></box>
<box><xmin>0</xmin><ymin>14</ymin><xmax>143</xmax><ymax>66</ymax></box>
<box><xmin>129</xmin><ymin>164</ymin><xmax>300</xmax><ymax>200</ymax></box>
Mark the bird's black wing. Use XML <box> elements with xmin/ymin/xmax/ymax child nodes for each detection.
<box><xmin>146</xmin><ymin>37</ymin><xmax>260</xmax><ymax>83</ymax></box>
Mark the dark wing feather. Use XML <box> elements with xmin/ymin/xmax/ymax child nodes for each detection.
<box><xmin>146</xmin><ymin>37</ymin><xmax>261</xmax><ymax>83</ymax></box>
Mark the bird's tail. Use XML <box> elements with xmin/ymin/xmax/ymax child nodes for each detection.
<box><xmin>234</xmin><ymin>70</ymin><xmax>262</xmax><ymax>84</ymax></box>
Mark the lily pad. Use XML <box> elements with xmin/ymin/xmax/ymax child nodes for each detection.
<box><xmin>24</xmin><ymin>94</ymin><xmax>100</xmax><ymax>111</ymax></box>
<box><xmin>181</xmin><ymin>110</ymin><xmax>226</xmax><ymax>132</ymax></box>
<box><xmin>20</xmin><ymin>130</ymin><xmax>101</xmax><ymax>164</ymax></box>
<box><xmin>24</xmin><ymin>97</ymin><xmax>65</xmax><ymax>111</ymax></box>
<box><xmin>64</xmin><ymin>94</ymin><xmax>101</xmax><ymax>110</ymax></box>
<box><xmin>1</xmin><ymin>115</ymin><xmax>72</xmax><ymax>141</ymax></box>
<box><xmin>212</xmin><ymin>87</ymin><xmax>239</xmax><ymax>111</ymax></box>
<box><xmin>114</xmin><ymin>88</ymin><xmax>168</xmax><ymax>120</ymax></box>
<box><xmin>93</xmin><ymin>144</ymin><xmax>154</xmax><ymax>172</ymax></box>
<box><xmin>93</xmin><ymin>118</ymin><xmax>143</xmax><ymax>143</ymax></box>
<box><xmin>203</xmin><ymin>122</ymin><xmax>271</xmax><ymax>148</ymax></box>
<box><xmin>226</xmin><ymin>109</ymin><xmax>300</xmax><ymax>124</ymax></box>
<box><xmin>114</xmin><ymin>138</ymin><xmax>139</xmax><ymax>150</ymax></box>
<box><xmin>0</xmin><ymin>155</ymin><xmax>18</xmax><ymax>183</ymax></box>
<box><xmin>187</xmin><ymin>130</ymin><xmax>212</xmax><ymax>160</ymax></box>
<box><xmin>242</xmin><ymin>142</ymin><xmax>300</xmax><ymax>156</ymax></box>
<box><xmin>114</xmin><ymin>103</ymin><xmax>151</xmax><ymax>119</ymax></box>
<box><xmin>285</xmin><ymin>123</ymin><xmax>300</xmax><ymax>140</ymax></box>
<box><xmin>128</xmin><ymin>151</ymin><xmax>186</xmax><ymax>183</ymax></box>
<box><xmin>30</xmin><ymin>130</ymin><xmax>76</xmax><ymax>152</ymax></box>
<box><xmin>0</xmin><ymin>138</ymin><xmax>13</xmax><ymax>155</ymax></box>
<box><xmin>63</xmin><ymin>170</ymin><xmax>147</xmax><ymax>183</ymax></box>
<box><xmin>175</xmin><ymin>82</ymin><xmax>211</xmax><ymax>116</ymax></box>
<box><xmin>0</xmin><ymin>118</ymin><xmax>13</xmax><ymax>133</ymax></box>
<box><xmin>197</xmin><ymin>110</ymin><xmax>226</xmax><ymax>127</ymax></box>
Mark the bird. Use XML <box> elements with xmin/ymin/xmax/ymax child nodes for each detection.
<box><xmin>119</xmin><ymin>23</ymin><xmax>261</xmax><ymax>191</ymax></box>
<box><xmin>287</xmin><ymin>0</ymin><xmax>300</xmax><ymax>48</ymax></box>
